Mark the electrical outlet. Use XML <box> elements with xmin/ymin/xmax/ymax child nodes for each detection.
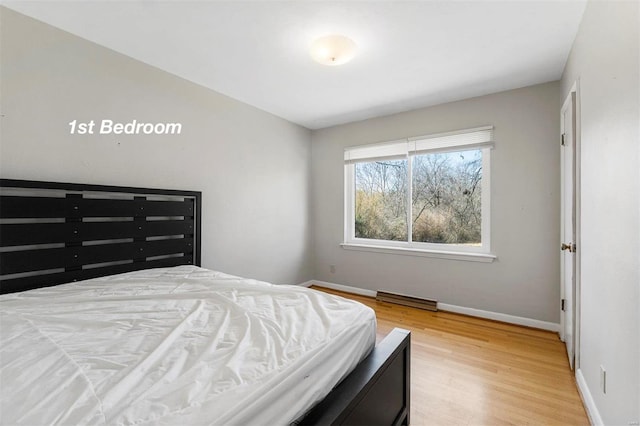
<box><xmin>329</xmin><ymin>265</ymin><xmax>336</xmax><ymax>274</ymax></box>
<box><xmin>600</xmin><ymin>365</ymin><xmax>606</xmax><ymax>394</ymax></box>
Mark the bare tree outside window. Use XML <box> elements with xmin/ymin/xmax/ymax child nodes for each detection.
<box><xmin>355</xmin><ymin>160</ymin><xmax>407</xmax><ymax>240</ymax></box>
<box><xmin>412</xmin><ymin>149</ymin><xmax>482</xmax><ymax>245</ymax></box>
<box><xmin>353</xmin><ymin>148</ymin><xmax>482</xmax><ymax>245</ymax></box>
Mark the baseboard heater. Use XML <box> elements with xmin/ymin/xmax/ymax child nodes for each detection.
<box><xmin>376</xmin><ymin>291</ymin><xmax>438</xmax><ymax>312</ymax></box>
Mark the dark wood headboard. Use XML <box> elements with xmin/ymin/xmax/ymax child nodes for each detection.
<box><xmin>0</xmin><ymin>179</ymin><xmax>201</xmax><ymax>294</ymax></box>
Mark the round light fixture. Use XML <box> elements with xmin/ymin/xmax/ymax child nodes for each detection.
<box><xmin>310</xmin><ymin>35</ymin><xmax>357</xmax><ymax>66</ymax></box>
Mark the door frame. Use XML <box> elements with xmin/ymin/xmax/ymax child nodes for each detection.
<box><xmin>560</xmin><ymin>80</ymin><xmax>581</xmax><ymax>370</ymax></box>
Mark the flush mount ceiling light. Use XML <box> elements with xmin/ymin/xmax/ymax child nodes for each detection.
<box><xmin>310</xmin><ymin>35</ymin><xmax>357</xmax><ymax>66</ymax></box>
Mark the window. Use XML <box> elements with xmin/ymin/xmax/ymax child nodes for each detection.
<box><xmin>344</xmin><ymin>126</ymin><xmax>495</xmax><ymax>262</ymax></box>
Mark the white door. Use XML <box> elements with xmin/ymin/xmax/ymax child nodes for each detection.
<box><xmin>560</xmin><ymin>91</ymin><xmax>576</xmax><ymax>370</ymax></box>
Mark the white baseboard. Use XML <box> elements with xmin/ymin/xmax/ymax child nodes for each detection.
<box><xmin>297</xmin><ymin>280</ymin><xmax>314</xmax><ymax>288</ymax></box>
<box><xmin>308</xmin><ymin>280</ymin><xmax>377</xmax><ymax>297</ymax></box>
<box><xmin>576</xmin><ymin>368</ymin><xmax>603</xmax><ymax>425</ymax></box>
<box><xmin>438</xmin><ymin>303</ymin><xmax>560</xmax><ymax>332</ymax></box>
<box><xmin>305</xmin><ymin>280</ymin><xmax>560</xmax><ymax>332</ymax></box>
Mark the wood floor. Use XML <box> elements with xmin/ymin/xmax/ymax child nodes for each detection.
<box><xmin>312</xmin><ymin>286</ymin><xmax>589</xmax><ymax>426</ymax></box>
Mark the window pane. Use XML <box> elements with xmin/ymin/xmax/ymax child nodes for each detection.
<box><xmin>411</xmin><ymin>149</ymin><xmax>482</xmax><ymax>245</ymax></box>
<box><xmin>355</xmin><ymin>160</ymin><xmax>408</xmax><ymax>241</ymax></box>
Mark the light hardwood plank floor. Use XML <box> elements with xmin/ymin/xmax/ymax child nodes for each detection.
<box><xmin>312</xmin><ymin>286</ymin><xmax>589</xmax><ymax>426</ymax></box>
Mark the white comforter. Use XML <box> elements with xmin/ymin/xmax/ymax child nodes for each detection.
<box><xmin>0</xmin><ymin>266</ymin><xmax>376</xmax><ymax>425</ymax></box>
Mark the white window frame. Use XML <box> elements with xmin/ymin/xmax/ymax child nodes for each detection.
<box><xmin>343</xmin><ymin>126</ymin><xmax>496</xmax><ymax>263</ymax></box>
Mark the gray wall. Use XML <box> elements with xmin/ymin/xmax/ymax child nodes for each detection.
<box><xmin>561</xmin><ymin>1</ymin><xmax>639</xmax><ymax>424</ymax></box>
<box><xmin>311</xmin><ymin>82</ymin><xmax>561</xmax><ymax>323</ymax></box>
<box><xmin>0</xmin><ymin>7</ymin><xmax>313</xmax><ymax>285</ymax></box>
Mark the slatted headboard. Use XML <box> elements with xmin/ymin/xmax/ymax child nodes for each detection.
<box><xmin>0</xmin><ymin>179</ymin><xmax>201</xmax><ymax>294</ymax></box>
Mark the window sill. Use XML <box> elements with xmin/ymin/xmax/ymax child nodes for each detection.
<box><xmin>340</xmin><ymin>242</ymin><xmax>497</xmax><ymax>263</ymax></box>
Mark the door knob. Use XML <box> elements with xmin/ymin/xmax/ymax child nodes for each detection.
<box><xmin>561</xmin><ymin>243</ymin><xmax>574</xmax><ymax>252</ymax></box>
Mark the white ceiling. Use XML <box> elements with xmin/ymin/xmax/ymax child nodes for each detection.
<box><xmin>3</xmin><ymin>1</ymin><xmax>586</xmax><ymax>129</ymax></box>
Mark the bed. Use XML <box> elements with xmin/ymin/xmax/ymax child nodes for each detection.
<box><xmin>0</xmin><ymin>179</ymin><xmax>410</xmax><ymax>425</ymax></box>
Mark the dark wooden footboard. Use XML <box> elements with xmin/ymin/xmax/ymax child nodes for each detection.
<box><xmin>298</xmin><ymin>328</ymin><xmax>411</xmax><ymax>426</ymax></box>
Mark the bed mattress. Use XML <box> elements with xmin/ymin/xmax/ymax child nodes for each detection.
<box><xmin>0</xmin><ymin>266</ymin><xmax>376</xmax><ymax>425</ymax></box>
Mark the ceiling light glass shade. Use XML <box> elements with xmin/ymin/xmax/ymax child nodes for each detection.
<box><xmin>310</xmin><ymin>35</ymin><xmax>357</xmax><ymax>66</ymax></box>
